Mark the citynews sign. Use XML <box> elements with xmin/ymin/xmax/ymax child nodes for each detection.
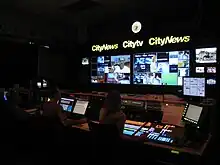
<box><xmin>91</xmin><ymin>36</ymin><xmax>190</xmax><ymax>52</ymax></box>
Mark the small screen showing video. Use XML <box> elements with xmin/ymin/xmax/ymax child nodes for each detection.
<box><xmin>196</xmin><ymin>47</ymin><xmax>217</xmax><ymax>63</ymax></box>
<box><xmin>133</xmin><ymin>50</ymin><xmax>190</xmax><ymax>86</ymax></box>
<box><xmin>196</xmin><ymin>67</ymin><xmax>205</xmax><ymax>73</ymax></box>
<box><xmin>91</xmin><ymin>55</ymin><xmax>131</xmax><ymax>84</ymax></box>
<box><xmin>82</xmin><ymin>57</ymin><xmax>89</xmax><ymax>65</ymax></box>
<box><xmin>207</xmin><ymin>67</ymin><xmax>216</xmax><ymax>73</ymax></box>
<box><xmin>207</xmin><ymin>78</ymin><xmax>216</xmax><ymax>85</ymax></box>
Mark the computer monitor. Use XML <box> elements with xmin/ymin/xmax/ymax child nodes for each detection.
<box><xmin>72</xmin><ymin>100</ymin><xmax>89</xmax><ymax>115</ymax></box>
<box><xmin>60</xmin><ymin>98</ymin><xmax>74</xmax><ymax>112</ymax></box>
<box><xmin>182</xmin><ymin>104</ymin><xmax>203</xmax><ymax>124</ymax></box>
<box><xmin>183</xmin><ymin>77</ymin><xmax>205</xmax><ymax>97</ymax></box>
<box><xmin>196</xmin><ymin>67</ymin><xmax>205</xmax><ymax>73</ymax></box>
<box><xmin>196</xmin><ymin>47</ymin><xmax>217</xmax><ymax>63</ymax></box>
<box><xmin>207</xmin><ymin>67</ymin><xmax>216</xmax><ymax>73</ymax></box>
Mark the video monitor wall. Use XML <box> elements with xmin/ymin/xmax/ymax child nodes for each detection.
<box><xmin>91</xmin><ymin>55</ymin><xmax>131</xmax><ymax>84</ymax></box>
<box><xmin>133</xmin><ymin>50</ymin><xmax>190</xmax><ymax>86</ymax></box>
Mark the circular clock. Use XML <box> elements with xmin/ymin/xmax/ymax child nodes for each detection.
<box><xmin>132</xmin><ymin>21</ymin><xmax>142</xmax><ymax>34</ymax></box>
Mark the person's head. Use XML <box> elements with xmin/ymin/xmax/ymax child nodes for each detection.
<box><xmin>105</xmin><ymin>90</ymin><xmax>121</xmax><ymax>113</ymax></box>
<box><xmin>49</xmin><ymin>87</ymin><xmax>61</xmax><ymax>102</ymax></box>
<box><xmin>152</xmin><ymin>55</ymin><xmax>156</xmax><ymax>62</ymax></box>
<box><xmin>119</xmin><ymin>57</ymin><xmax>125</xmax><ymax>69</ymax></box>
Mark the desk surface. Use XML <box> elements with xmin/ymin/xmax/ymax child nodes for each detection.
<box><xmin>71</xmin><ymin>120</ymin><xmax>210</xmax><ymax>156</ymax></box>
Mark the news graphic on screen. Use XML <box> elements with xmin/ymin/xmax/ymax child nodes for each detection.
<box><xmin>196</xmin><ymin>47</ymin><xmax>217</xmax><ymax>63</ymax></box>
<box><xmin>207</xmin><ymin>78</ymin><xmax>216</xmax><ymax>85</ymax></box>
<box><xmin>73</xmin><ymin>100</ymin><xmax>89</xmax><ymax>115</ymax></box>
<box><xmin>133</xmin><ymin>50</ymin><xmax>190</xmax><ymax>86</ymax></box>
<box><xmin>196</xmin><ymin>67</ymin><xmax>205</xmax><ymax>73</ymax></box>
<box><xmin>60</xmin><ymin>98</ymin><xmax>74</xmax><ymax>112</ymax></box>
<box><xmin>91</xmin><ymin>55</ymin><xmax>131</xmax><ymax>84</ymax></box>
<box><xmin>207</xmin><ymin>67</ymin><xmax>216</xmax><ymax>73</ymax></box>
<box><xmin>183</xmin><ymin>77</ymin><xmax>205</xmax><ymax>97</ymax></box>
<box><xmin>82</xmin><ymin>57</ymin><xmax>89</xmax><ymax>65</ymax></box>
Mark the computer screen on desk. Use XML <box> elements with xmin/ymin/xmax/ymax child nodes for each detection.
<box><xmin>60</xmin><ymin>98</ymin><xmax>74</xmax><ymax>112</ymax></box>
<box><xmin>183</xmin><ymin>104</ymin><xmax>203</xmax><ymax>124</ymax></box>
<box><xmin>123</xmin><ymin>124</ymin><xmax>142</xmax><ymax>136</ymax></box>
<box><xmin>73</xmin><ymin>100</ymin><xmax>89</xmax><ymax>115</ymax></box>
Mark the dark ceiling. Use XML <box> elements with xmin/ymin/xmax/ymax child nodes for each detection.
<box><xmin>0</xmin><ymin>0</ymin><xmax>218</xmax><ymax>45</ymax></box>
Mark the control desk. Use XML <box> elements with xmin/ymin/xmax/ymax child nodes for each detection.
<box><xmin>61</xmin><ymin>91</ymin><xmax>210</xmax><ymax>164</ymax></box>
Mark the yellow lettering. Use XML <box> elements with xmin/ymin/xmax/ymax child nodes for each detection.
<box><xmin>91</xmin><ymin>44</ymin><xmax>118</xmax><ymax>52</ymax></box>
<box><xmin>184</xmin><ymin>36</ymin><xmax>190</xmax><ymax>42</ymax></box>
<box><xmin>149</xmin><ymin>38</ymin><xmax>155</xmax><ymax>45</ymax></box>
<box><xmin>92</xmin><ymin>45</ymin><xmax>97</xmax><ymax>51</ymax></box>
<box><xmin>149</xmin><ymin>36</ymin><xmax>190</xmax><ymax>46</ymax></box>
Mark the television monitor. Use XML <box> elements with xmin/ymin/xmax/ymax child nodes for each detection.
<box><xmin>91</xmin><ymin>55</ymin><xmax>131</xmax><ymax>84</ymax></box>
<box><xmin>196</xmin><ymin>47</ymin><xmax>217</xmax><ymax>63</ymax></box>
<box><xmin>183</xmin><ymin>104</ymin><xmax>203</xmax><ymax>124</ymax></box>
<box><xmin>72</xmin><ymin>100</ymin><xmax>89</xmax><ymax>115</ymax></box>
<box><xmin>82</xmin><ymin>57</ymin><xmax>89</xmax><ymax>65</ymax></box>
<box><xmin>133</xmin><ymin>50</ymin><xmax>190</xmax><ymax>86</ymax></box>
<box><xmin>183</xmin><ymin>77</ymin><xmax>205</xmax><ymax>97</ymax></box>
<box><xmin>207</xmin><ymin>78</ymin><xmax>216</xmax><ymax>85</ymax></box>
<box><xmin>196</xmin><ymin>67</ymin><xmax>204</xmax><ymax>73</ymax></box>
<box><xmin>60</xmin><ymin>98</ymin><xmax>74</xmax><ymax>112</ymax></box>
<box><xmin>207</xmin><ymin>67</ymin><xmax>216</xmax><ymax>73</ymax></box>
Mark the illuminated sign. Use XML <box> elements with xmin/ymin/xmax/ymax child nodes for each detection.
<box><xmin>123</xmin><ymin>40</ymin><xmax>144</xmax><ymax>48</ymax></box>
<box><xmin>149</xmin><ymin>36</ymin><xmax>190</xmax><ymax>46</ymax></box>
<box><xmin>92</xmin><ymin>36</ymin><xmax>191</xmax><ymax>52</ymax></box>
<box><xmin>92</xmin><ymin>44</ymin><xmax>118</xmax><ymax>52</ymax></box>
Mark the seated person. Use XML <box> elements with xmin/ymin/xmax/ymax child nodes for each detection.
<box><xmin>99</xmin><ymin>91</ymin><xmax>146</xmax><ymax>141</ymax></box>
<box><xmin>42</xmin><ymin>87</ymin><xmax>86</xmax><ymax>125</ymax></box>
<box><xmin>99</xmin><ymin>90</ymin><xmax>126</xmax><ymax>134</ymax></box>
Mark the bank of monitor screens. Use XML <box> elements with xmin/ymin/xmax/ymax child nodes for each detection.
<box><xmin>60</xmin><ymin>98</ymin><xmax>74</xmax><ymax>112</ymax></box>
<box><xmin>183</xmin><ymin>77</ymin><xmax>205</xmax><ymax>97</ymax></box>
<box><xmin>91</xmin><ymin>55</ymin><xmax>131</xmax><ymax>84</ymax></box>
<box><xmin>182</xmin><ymin>104</ymin><xmax>203</xmax><ymax>124</ymax></box>
<box><xmin>196</xmin><ymin>47</ymin><xmax>217</xmax><ymax>63</ymax></box>
<box><xmin>133</xmin><ymin>50</ymin><xmax>190</xmax><ymax>86</ymax></box>
<box><xmin>72</xmin><ymin>100</ymin><xmax>89</xmax><ymax>115</ymax></box>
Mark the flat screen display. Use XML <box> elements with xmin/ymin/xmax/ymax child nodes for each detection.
<box><xmin>82</xmin><ymin>57</ymin><xmax>89</xmax><ymax>65</ymax></box>
<box><xmin>196</xmin><ymin>47</ymin><xmax>217</xmax><ymax>63</ymax></box>
<box><xmin>183</xmin><ymin>78</ymin><xmax>205</xmax><ymax>97</ymax></box>
<box><xmin>184</xmin><ymin>104</ymin><xmax>203</xmax><ymax>124</ymax></box>
<box><xmin>73</xmin><ymin>100</ymin><xmax>89</xmax><ymax>115</ymax></box>
<box><xmin>60</xmin><ymin>98</ymin><xmax>74</xmax><ymax>112</ymax></box>
<box><xmin>207</xmin><ymin>78</ymin><xmax>216</xmax><ymax>85</ymax></box>
<box><xmin>196</xmin><ymin>67</ymin><xmax>204</xmax><ymax>73</ymax></box>
<box><xmin>207</xmin><ymin>67</ymin><xmax>216</xmax><ymax>73</ymax></box>
<box><xmin>133</xmin><ymin>50</ymin><xmax>190</xmax><ymax>86</ymax></box>
<box><xmin>91</xmin><ymin>55</ymin><xmax>131</xmax><ymax>84</ymax></box>
<box><xmin>123</xmin><ymin>124</ymin><xmax>142</xmax><ymax>136</ymax></box>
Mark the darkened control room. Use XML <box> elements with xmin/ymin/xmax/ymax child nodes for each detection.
<box><xmin>0</xmin><ymin>0</ymin><xmax>219</xmax><ymax>164</ymax></box>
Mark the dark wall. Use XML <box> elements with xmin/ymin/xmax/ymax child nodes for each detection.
<box><xmin>0</xmin><ymin>39</ymin><xmax>38</xmax><ymax>88</ymax></box>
